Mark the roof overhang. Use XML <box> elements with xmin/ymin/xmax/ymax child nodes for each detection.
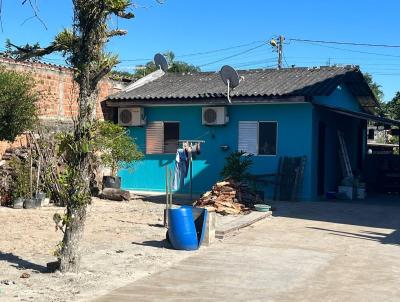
<box><xmin>106</xmin><ymin>96</ymin><xmax>307</xmax><ymax>107</ymax></box>
<box><xmin>315</xmin><ymin>104</ymin><xmax>400</xmax><ymax>126</ymax></box>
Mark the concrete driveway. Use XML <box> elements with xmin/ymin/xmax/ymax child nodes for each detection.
<box><xmin>94</xmin><ymin>197</ymin><xmax>400</xmax><ymax>302</ymax></box>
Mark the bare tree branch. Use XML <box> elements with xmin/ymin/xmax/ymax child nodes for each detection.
<box><xmin>22</xmin><ymin>0</ymin><xmax>47</xmax><ymax>30</ymax></box>
<box><xmin>91</xmin><ymin>65</ymin><xmax>113</xmax><ymax>88</ymax></box>
<box><xmin>7</xmin><ymin>42</ymin><xmax>66</xmax><ymax>61</ymax></box>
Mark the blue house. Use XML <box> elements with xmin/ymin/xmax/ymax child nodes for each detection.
<box><xmin>106</xmin><ymin>66</ymin><xmax>399</xmax><ymax>201</ymax></box>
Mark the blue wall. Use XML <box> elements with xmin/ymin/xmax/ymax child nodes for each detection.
<box><xmin>314</xmin><ymin>85</ymin><xmax>362</xmax><ymax>112</ymax></box>
<box><xmin>119</xmin><ymin>103</ymin><xmax>315</xmax><ymax>200</ymax></box>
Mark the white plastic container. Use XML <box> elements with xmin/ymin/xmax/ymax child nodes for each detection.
<box><xmin>356</xmin><ymin>188</ymin><xmax>366</xmax><ymax>200</ymax></box>
<box><xmin>338</xmin><ymin>186</ymin><xmax>354</xmax><ymax>200</ymax></box>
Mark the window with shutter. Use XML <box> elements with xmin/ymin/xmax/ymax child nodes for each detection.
<box><xmin>146</xmin><ymin>122</ymin><xmax>164</xmax><ymax>154</ymax></box>
<box><xmin>238</xmin><ymin>121</ymin><xmax>258</xmax><ymax>155</ymax></box>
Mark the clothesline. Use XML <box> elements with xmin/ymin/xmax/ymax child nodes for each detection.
<box><xmin>178</xmin><ymin>140</ymin><xmax>205</xmax><ymax>143</ymax></box>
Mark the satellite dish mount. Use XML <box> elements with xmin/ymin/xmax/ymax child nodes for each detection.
<box><xmin>219</xmin><ymin>65</ymin><xmax>240</xmax><ymax>103</ymax></box>
<box><xmin>154</xmin><ymin>53</ymin><xmax>168</xmax><ymax>72</ymax></box>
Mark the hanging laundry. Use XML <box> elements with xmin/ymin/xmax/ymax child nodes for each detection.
<box><xmin>173</xmin><ymin>148</ymin><xmax>188</xmax><ymax>190</ymax></box>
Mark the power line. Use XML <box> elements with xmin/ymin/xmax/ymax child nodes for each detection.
<box><xmin>185</xmin><ymin>47</ymin><xmax>272</xmax><ymax>65</ymax></box>
<box><xmin>119</xmin><ymin>58</ymin><xmax>152</xmax><ymax>62</ymax></box>
<box><xmin>292</xmin><ymin>40</ymin><xmax>400</xmax><ymax>59</ymax></box>
<box><xmin>198</xmin><ymin>42</ymin><xmax>267</xmax><ymax>67</ymax></box>
<box><xmin>118</xmin><ymin>40</ymin><xmax>266</xmax><ymax>63</ymax></box>
<box><xmin>233</xmin><ymin>58</ymin><xmax>276</xmax><ymax>68</ymax></box>
<box><xmin>283</xmin><ymin>54</ymin><xmax>289</xmax><ymax>68</ymax></box>
<box><xmin>176</xmin><ymin>40</ymin><xmax>265</xmax><ymax>58</ymax></box>
<box><xmin>236</xmin><ymin>62</ymin><xmax>277</xmax><ymax>69</ymax></box>
<box><xmin>289</xmin><ymin>38</ymin><xmax>400</xmax><ymax>48</ymax></box>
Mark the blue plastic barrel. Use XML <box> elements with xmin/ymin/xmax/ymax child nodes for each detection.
<box><xmin>168</xmin><ymin>207</ymin><xmax>198</xmax><ymax>250</ymax></box>
<box><xmin>186</xmin><ymin>206</ymin><xmax>208</xmax><ymax>247</ymax></box>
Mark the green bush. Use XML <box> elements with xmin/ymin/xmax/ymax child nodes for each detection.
<box><xmin>9</xmin><ymin>157</ymin><xmax>31</xmax><ymax>199</ymax></box>
<box><xmin>220</xmin><ymin>151</ymin><xmax>253</xmax><ymax>183</ymax></box>
<box><xmin>92</xmin><ymin>121</ymin><xmax>143</xmax><ymax>176</ymax></box>
<box><xmin>0</xmin><ymin>67</ymin><xmax>38</xmax><ymax>141</ymax></box>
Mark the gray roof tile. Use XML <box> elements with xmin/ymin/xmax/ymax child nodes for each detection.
<box><xmin>108</xmin><ymin>66</ymin><xmax>377</xmax><ymax>107</ymax></box>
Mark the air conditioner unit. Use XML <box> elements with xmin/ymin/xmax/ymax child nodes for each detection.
<box><xmin>202</xmin><ymin>107</ymin><xmax>228</xmax><ymax>125</ymax></box>
<box><xmin>118</xmin><ymin>107</ymin><xmax>146</xmax><ymax>126</ymax></box>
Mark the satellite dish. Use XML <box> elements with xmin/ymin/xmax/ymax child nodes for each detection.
<box><xmin>220</xmin><ymin>65</ymin><xmax>240</xmax><ymax>88</ymax></box>
<box><xmin>219</xmin><ymin>65</ymin><xmax>240</xmax><ymax>103</ymax></box>
<box><xmin>154</xmin><ymin>53</ymin><xmax>168</xmax><ymax>72</ymax></box>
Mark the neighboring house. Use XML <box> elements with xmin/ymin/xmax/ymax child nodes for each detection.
<box><xmin>0</xmin><ymin>56</ymin><xmax>126</xmax><ymax>157</ymax></box>
<box><xmin>367</xmin><ymin>125</ymin><xmax>398</xmax><ymax>154</ymax></box>
<box><xmin>106</xmin><ymin>66</ymin><xmax>400</xmax><ymax>200</ymax></box>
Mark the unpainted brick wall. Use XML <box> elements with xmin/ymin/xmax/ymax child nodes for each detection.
<box><xmin>0</xmin><ymin>57</ymin><xmax>125</xmax><ymax>157</ymax></box>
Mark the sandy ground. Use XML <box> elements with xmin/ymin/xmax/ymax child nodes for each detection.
<box><xmin>0</xmin><ymin>198</ymin><xmax>197</xmax><ymax>302</ymax></box>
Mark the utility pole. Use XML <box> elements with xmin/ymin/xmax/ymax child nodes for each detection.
<box><xmin>271</xmin><ymin>35</ymin><xmax>285</xmax><ymax>69</ymax></box>
<box><xmin>278</xmin><ymin>35</ymin><xmax>284</xmax><ymax>69</ymax></box>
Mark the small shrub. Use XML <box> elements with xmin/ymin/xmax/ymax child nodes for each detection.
<box><xmin>92</xmin><ymin>121</ymin><xmax>144</xmax><ymax>176</ymax></box>
<box><xmin>220</xmin><ymin>151</ymin><xmax>253</xmax><ymax>183</ymax></box>
<box><xmin>9</xmin><ymin>157</ymin><xmax>31</xmax><ymax>199</ymax></box>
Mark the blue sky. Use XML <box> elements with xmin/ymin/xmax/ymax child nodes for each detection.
<box><xmin>1</xmin><ymin>0</ymin><xmax>400</xmax><ymax>102</ymax></box>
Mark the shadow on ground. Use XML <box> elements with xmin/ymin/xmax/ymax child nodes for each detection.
<box><xmin>271</xmin><ymin>194</ymin><xmax>400</xmax><ymax>246</ymax></box>
<box><xmin>0</xmin><ymin>252</ymin><xmax>48</xmax><ymax>273</ymax></box>
<box><xmin>133</xmin><ymin>194</ymin><xmax>196</xmax><ymax>206</ymax></box>
<box><xmin>131</xmin><ymin>239</ymin><xmax>172</xmax><ymax>249</ymax></box>
<box><xmin>307</xmin><ymin>227</ymin><xmax>400</xmax><ymax>246</ymax></box>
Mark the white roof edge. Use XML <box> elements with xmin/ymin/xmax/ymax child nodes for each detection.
<box><xmin>124</xmin><ymin>69</ymin><xmax>165</xmax><ymax>92</ymax></box>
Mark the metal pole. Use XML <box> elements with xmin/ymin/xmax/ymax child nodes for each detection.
<box><xmin>278</xmin><ymin>35</ymin><xmax>284</xmax><ymax>69</ymax></box>
<box><xmin>190</xmin><ymin>156</ymin><xmax>193</xmax><ymax>202</ymax></box>
<box><xmin>164</xmin><ymin>166</ymin><xmax>168</xmax><ymax>227</ymax></box>
<box><xmin>169</xmin><ymin>168</ymin><xmax>173</xmax><ymax>207</ymax></box>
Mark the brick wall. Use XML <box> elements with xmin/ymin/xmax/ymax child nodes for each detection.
<box><xmin>0</xmin><ymin>57</ymin><xmax>125</xmax><ymax>157</ymax></box>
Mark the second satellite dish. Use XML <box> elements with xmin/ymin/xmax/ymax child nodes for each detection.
<box><xmin>154</xmin><ymin>53</ymin><xmax>168</xmax><ymax>72</ymax></box>
<box><xmin>220</xmin><ymin>65</ymin><xmax>240</xmax><ymax>103</ymax></box>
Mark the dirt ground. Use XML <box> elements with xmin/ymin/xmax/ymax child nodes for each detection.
<box><xmin>0</xmin><ymin>198</ymin><xmax>197</xmax><ymax>302</ymax></box>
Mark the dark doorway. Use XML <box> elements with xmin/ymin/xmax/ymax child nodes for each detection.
<box><xmin>357</xmin><ymin>120</ymin><xmax>367</xmax><ymax>171</ymax></box>
<box><xmin>317</xmin><ymin>122</ymin><xmax>326</xmax><ymax>196</ymax></box>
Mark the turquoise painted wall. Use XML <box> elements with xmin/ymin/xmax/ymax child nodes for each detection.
<box><xmin>119</xmin><ymin>103</ymin><xmax>315</xmax><ymax>200</ymax></box>
<box><xmin>314</xmin><ymin>85</ymin><xmax>362</xmax><ymax>112</ymax></box>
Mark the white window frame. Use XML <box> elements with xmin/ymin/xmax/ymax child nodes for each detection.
<box><xmin>238</xmin><ymin>121</ymin><xmax>278</xmax><ymax>156</ymax></box>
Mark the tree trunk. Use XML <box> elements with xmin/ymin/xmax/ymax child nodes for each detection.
<box><xmin>58</xmin><ymin>81</ymin><xmax>98</xmax><ymax>272</ymax></box>
<box><xmin>59</xmin><ymin>206</ymin><xmax>87</xmax><ymax>273</ymax></box>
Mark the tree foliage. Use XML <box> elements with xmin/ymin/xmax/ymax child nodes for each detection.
<box><xmin>364</xmin><ymin>73</ymin><xmax>384</xmax><ymax>102</ymax></box>
<box><xmin>93</xmin><ymin>121</ymin><xmax>143</xmax><ymax>176</ymax></box>
<box><xmin>134</xmin><ymin>51</ymin><xmax>200</xmax><ymax>78</ymax></box>
<box><xmin>0</xmin><ymin>68</ymin><xmax>38</xmax><ymax>142</ymax></box>
<box><xmin>386</xmin><ymin>91</ymin><xmax>400</xmax><ymax>121</ymax></box>
<box><xmin>363</xmin><ymin>73</ymin><xmax>388</xmax><ymax>116</ymax></box>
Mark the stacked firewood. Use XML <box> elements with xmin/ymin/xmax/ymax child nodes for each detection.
<box><xmin>194</xmin><ymin>180</ymin><xmax>257</xmax><ymax>215</ymax></box>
